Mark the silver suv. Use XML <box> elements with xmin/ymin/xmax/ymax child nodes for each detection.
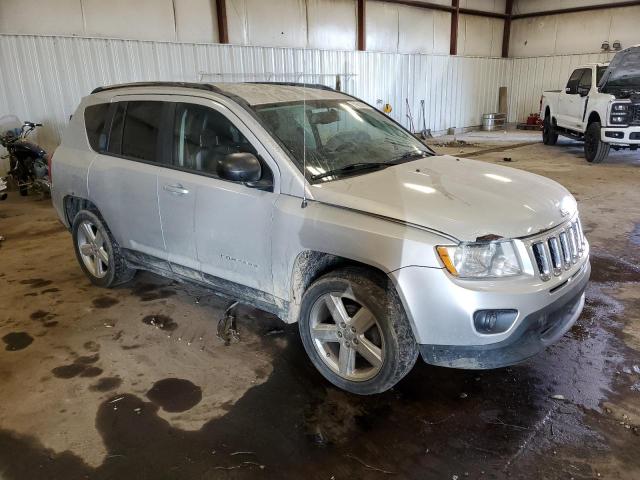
<box><xmin>52</xmin><ymin>82</ymin><xmax>590</xmax><ymax>394</ymax></box>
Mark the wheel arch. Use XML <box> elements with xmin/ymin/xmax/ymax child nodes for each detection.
<box><xmin>587</xmin><ymin>111</ymin><xmax>601</xmax><ymax>126</ymax></box>
<box><xmin>286</xmin><ymin>250</ymin><xmax>390</xmax><ymax>323</ymax></box>
<box><xmin>63</xmin><ymin>195</ymin><xmax>100</xmax><ymax>228</ymax></box>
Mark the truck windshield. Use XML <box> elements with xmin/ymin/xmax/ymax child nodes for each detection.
<box><xmin>253</xmin><ymin>99</ymin><xmax>433</xmax><ymax>183</ymax></box>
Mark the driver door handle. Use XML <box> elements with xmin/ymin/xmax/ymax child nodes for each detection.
<box><xmin>163</xmin><ymin>183</ymin><xmax>190</xmax><ymax>196</ymax></box>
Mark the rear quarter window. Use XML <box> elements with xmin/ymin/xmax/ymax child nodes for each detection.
<box><xmin>84</xmin><ymin>103</ymin><xmax>110</xmax><ymax>152</ymax></box>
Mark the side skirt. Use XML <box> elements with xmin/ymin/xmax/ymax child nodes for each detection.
<box><xmin>122</xmin><ymin>249</ymin><xmax>289</xmax><ymax>319</ymax></box>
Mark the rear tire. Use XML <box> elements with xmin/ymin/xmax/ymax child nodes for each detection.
<box><xmin>584</xmin><ymin>122</ymin><xmax>610</xmax><ymax>163</ymax></box>
<box><xmin>72</xmin><ymin>210</ymin><xmax>135</xmax><ymax>288</ymax></box>
<box><xmin>299</xmin><ymin>267</ymin><xmax>419</xmax><ymax>395</ymax></box>
<box><xmin>542</xmin><ymin>115</ymin><xmax>558</xmax><ymax>145</ymax></box>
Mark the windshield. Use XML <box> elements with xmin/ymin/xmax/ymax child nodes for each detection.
<box><xmin>596</xmin><ymin>66</ymin><xmax>607</xmax><ymax>85</ymax></box>
<box><xmin>0</xmin><ymin>115</ymin><xmax>22</xmax><ymax>138</ymax></box>
<box><xmin>253</xmin><ymin>99</ymin><xmax>432</xmax><ymax>183</ymax></box>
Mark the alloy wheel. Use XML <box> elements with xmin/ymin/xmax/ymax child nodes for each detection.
<box><xmin>77</xmin><ymin>220</ymin><xmax>109</xmax><ymax>278</ymax></box>
<box><xmin>309</xmin><ymin>292</ymin><xmax>384</xmax><ymax>382</ymax></box>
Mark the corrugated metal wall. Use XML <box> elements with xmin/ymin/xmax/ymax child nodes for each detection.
<box><xmin>507</xmin><ymin>52</ymin><xmax>615</xmax><ymax>122</ymax></box>
<box><xmin>0</xmin><ymin>34</ymin><xmax>510</xmax><ymax>150</ymax></box>
<box><xmin>0</xmin><ymin>33</ymin><xmax>617</xmax><ymax>152</ymax></box>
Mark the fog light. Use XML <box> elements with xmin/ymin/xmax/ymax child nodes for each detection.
<box><xmin>605</xmin><ymin>131</ymin><xmax>624</xmax><ymax>139</ymax></box>
<box><xmin>473</xmin><ymin>309</ymin><xmax>518</xmax><ymax>334</ymax></box>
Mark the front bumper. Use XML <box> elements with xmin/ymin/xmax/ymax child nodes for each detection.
<box><xmin>390</xmin><ymin>254</ymin><xmax>590</xmax><ymax>369</ymax></box>
<box><xmin>601</xmin><ymin>126</ymin><xmax>640</xmax><ymax>144</ymax></box>
<box><xmin>419</xmin><ymin>264</ymin><xmax>588</xmax><ymax>369</ymax></box>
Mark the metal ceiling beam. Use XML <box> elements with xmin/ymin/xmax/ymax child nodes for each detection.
<box><xmin>216</xmin><ymin>0</ymin><xmax>228</xmax><ymax>44</ymax></box>
<box><xmin>511</xmin><ymin>0</ymin><xmax>640</xmax><ymax>19</ymax></box>
<box><xmin>502</xmin><ymin>0</ymin><xmax>513</xmax><ymax>58</ymax></box>
<box><xmin>357</xmin><ymin>0</ymin><xmax>366</xmax><ymax>51</ymax></box>
<box><xmin>450</xmin><ymin>0</ymin><xmax>459</xmax><ymax>55</ymax></box>
<box><xmin>459</xmin><ymin>7</ymin><xmax>505</xmax><ymax>19</ymax></box>
<box><xmin>370</xmin><ymin>0</ymin><xmax>506</xmax><ymax>19</ymax></box>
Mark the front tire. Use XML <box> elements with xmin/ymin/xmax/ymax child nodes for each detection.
<box><xmin>299</xmin><ymin>267</ymin><xmax>419</xmax><ymax>395</ymax></box>
<box><xmin>584</xmin><ymin>122</ymin><xmax>610</xmax><ymax>163</ymax></box>
<box><xmin>542</xmin><ymin>116</ymin><xmax>558</xmax><ymax>145</ymax></box>
<box><xmin>72</xmin><ymin>210</ymin><xmax>135</xmax><ymax>288</ymax></box>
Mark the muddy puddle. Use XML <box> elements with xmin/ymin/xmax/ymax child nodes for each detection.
<box><xmin>146</xmin><ymin>378</ymin><xmax>203</xmax><ymax>413</ymax></box>
<box><xmin>2</xmin><ymin>332</ymin><xmax>34</xmax><ymax>351</ymax></box>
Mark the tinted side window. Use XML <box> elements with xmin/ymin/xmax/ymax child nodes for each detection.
<box><xmin>121</xmin><ymin>101</ymin><xmax>163</xmax><ymax>162</ymax></box>
<box><xmin>84</xmin><ymin>104</ymin><xmax>110</xmax><ymax>152</ymax></box>
<box><xmin>173</xmin><ymin>103</ymin><xmax>258</xmax><ymax>177</ymax></box>
<box><xmin>566</xmin><ymin>69</ymin><xmax>585</xmax><ymax>92</ymax></box>
<box><xmin>578</xmin><ymin>69</ymin><xmax>592</xmax><ymax>90</ymax></box>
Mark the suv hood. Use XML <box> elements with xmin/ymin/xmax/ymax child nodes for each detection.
<box><xmin>599</xmin><ymin>44</ymin><xmax>640</xmax><ymax>92</ymax></box>
<box><xmin>310</xmin><ymin>155</ymin><xmax>576</xmax><ymax>242</ymax></box>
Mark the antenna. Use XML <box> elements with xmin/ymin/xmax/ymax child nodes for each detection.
<box><xmin>301</xmin><ymin>71</ymin><xmax>308</xmax><ymax>208</ymax></box>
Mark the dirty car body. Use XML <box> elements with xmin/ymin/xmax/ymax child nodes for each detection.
<box><xmin>52</xmin><ymin>82</ymin><xmax>590</xmax><ymax>394</ymax></box>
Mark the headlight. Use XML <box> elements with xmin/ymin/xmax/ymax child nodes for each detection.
<box><xmin>610</xmin><ymin>103</ymin><xmax>630</xmax><ymax>125</ymax></box>
<box><xmin>436</xmin><ymin>241</ymin><xmax>522</xmax><ymax>278</ymax></box>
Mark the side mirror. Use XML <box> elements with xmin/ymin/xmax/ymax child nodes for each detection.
<box><xmin>578</xmin><ymin>86</ymin><xmax>589</xmax><ymax>97</ymax></box>
<box><xmin>565</xmin><ymin>86</ymin><xmax>576</xmax><ymax>94</ymax></box>
<box><xmin>217</xmin><ymin>152</ymin><xmax>262</xmax><ymax>183</ymax></box>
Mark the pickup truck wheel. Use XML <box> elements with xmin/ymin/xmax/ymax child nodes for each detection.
<box><xmin>542</xmin><ymin>116</ymin><xmax>558</xmax><ymax>145</ymax></box>
<box><xmin>584</xmin><ymin>122</ymin><xmax>610</xmax><ymax>163</ymax></box>
<box><xmin>299</xmin><ymin>267</ymin><xmax>419</xmax><ymax>395</ymax></box>
<box><xmin>72</xmin><ymin>210</ymin><xmax>135</xmax><ymax>288</ymax></box>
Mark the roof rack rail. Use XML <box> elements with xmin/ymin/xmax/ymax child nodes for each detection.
<box><xmin>91</xmin><ymin>82</ymin><xmax>220</xmax><ymax>95</ymax></box>
<box><xmin>247</xmin><ymin>81</ymin><xmax>336</xmax><ymax>91</ymax></box>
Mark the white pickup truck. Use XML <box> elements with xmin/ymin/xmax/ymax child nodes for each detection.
<box><xmin>540</xmin><ymin>45</ymin><xmax>640</xmax><ymax>163</ymax></box>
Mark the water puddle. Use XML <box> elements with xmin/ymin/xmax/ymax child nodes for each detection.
<box><xmin>146</xmin><ymin>378</ymin><xmax>203</xmax><ymax>413</ymax></box>
<box><xmin>2</xmin><ymin>332</ymin><xmax>34</xmax><ymax>351</ymax></box>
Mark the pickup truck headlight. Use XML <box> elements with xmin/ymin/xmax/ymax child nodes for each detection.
<box><xmin>436</xmin><ymin>241</ymin><xmax>522</xmax><ymax>278</ymax></box>
<box><xmin>610</xmin><ymin>103</ymin><xmax>630</xmax><ymax>125</ymax></box>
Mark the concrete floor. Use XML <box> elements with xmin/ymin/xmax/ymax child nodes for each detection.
<box><xmin>1</xmin><ymin>131</ymin><xmax>639</xmax><ymax>479</ymax></box>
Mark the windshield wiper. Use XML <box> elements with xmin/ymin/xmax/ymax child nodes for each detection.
<box><xmin>390</xmin><ymin>150</ymin><xmax>431</xmax><ymax>163</ymax></box>
<box><xmin>311</xmin><ymin>162</ymin><xmax>390</xmax><ymax>181</ymax></box>
<box><xmin>310</xmin><ymin>150</ymin><xmax>431</xmax><ymax>182</ymax></box>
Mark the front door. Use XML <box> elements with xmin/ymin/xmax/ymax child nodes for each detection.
<box><xmin>558</xmin><ymin>68</ymin><xmax>589</xmax><ymax>130</ymax></box>
<box><xmin>161</xmin><ymin>99</ymin><xmax>278</xmax><ymax>295</ymax></box>
<box><xmin>567</xmin><ymin>68</ymin><xmax>593</xmax><ymax>131</ymax></box>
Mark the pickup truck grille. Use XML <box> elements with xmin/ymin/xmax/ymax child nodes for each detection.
<box><xmin>631</xmin><ymin>105</ymin><xmax>640</xmax><ymax>125</ymax></box>
<box><xmin>530</xmin><ymin>218</ymin><xmax>586</xmax><ymax>281</ymax></box>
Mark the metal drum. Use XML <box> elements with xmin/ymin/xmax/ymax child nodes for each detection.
<box><xmin>482</xmin><ymin>112</ymin><xmax>506</xmax><ymax>131</ymax></box>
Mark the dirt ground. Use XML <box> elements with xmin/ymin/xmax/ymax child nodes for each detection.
<box><xmin>0</xmin><ymin>130</ymin><xmax>639</xmax><ymax>479</ymax></box>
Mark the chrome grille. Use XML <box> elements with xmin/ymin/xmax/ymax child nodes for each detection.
<box><xmin>631</xmin><ymin>104</ymin><xmax>640</xmax><ymax>125</ymax></box>
<box><xmin>531</xmin><ymin>218</ymin><xmax>586</xmax><ymax>281</ymax></box>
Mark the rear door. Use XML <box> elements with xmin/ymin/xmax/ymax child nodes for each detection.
<box><xmin>87</xmin><ymin>99</ymin><xmax>168</xmax><ymax>261</ymax></box>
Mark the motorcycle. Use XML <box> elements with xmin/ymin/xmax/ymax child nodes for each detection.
<box><xmin>0</xmin><ymin>115</ymin><xmax>51</xmax><ymax>197</ymax></box>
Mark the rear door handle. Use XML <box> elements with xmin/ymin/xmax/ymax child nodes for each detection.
<box><xmin>163</xmin><ymin>183</ymin><xmax>190</xmax><ymax>196</ymax></box>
